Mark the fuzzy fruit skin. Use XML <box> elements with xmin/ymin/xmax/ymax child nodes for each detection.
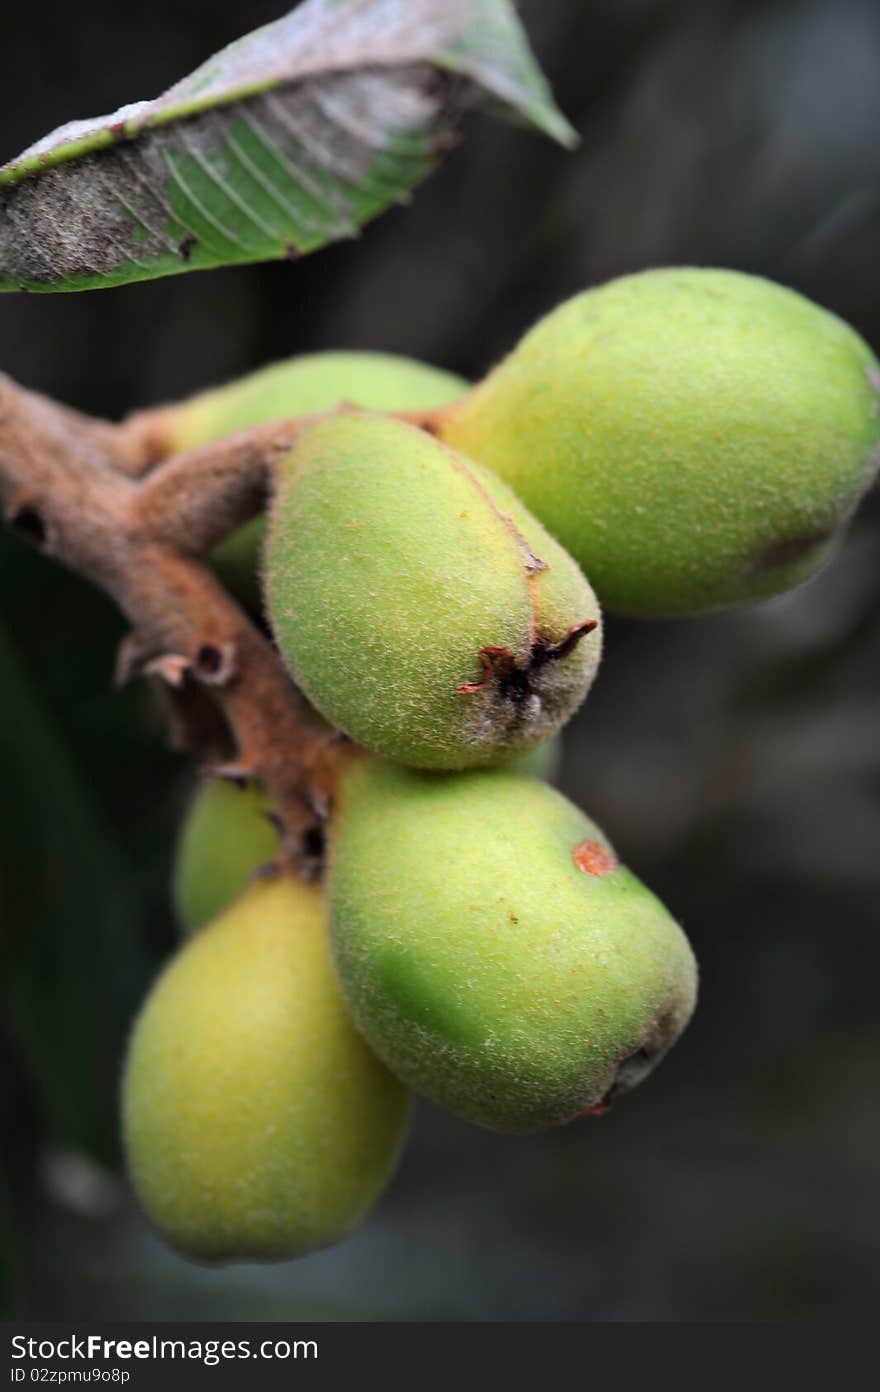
<box><xmin>165</xmin><ymin>351</ymin><xmax>467</xmax><ymax>453</ymax></box>
<box><xmin>123</xmin><ymin>875</ymin><xmax>410</xmax><ymax>1264</ymax></box>
<box><xmin>173</xmin><ymin>779</ymin><xmax>279</xmax><ymax>935</ymax></box>
<box><xmin>328</xmin><ymin>759</ymin><xmax>697</xmax><ymax>1132</ymax></box>
<box><xmin>440</xmin><ymin>268</ymin><xmax>880</xmax><ymax>616</ymax></box>
<box><xmin>169</xmin><ymin>751</ymin><xmax>557</xmax><ymax>940</ymax></box>
<box><xmin>266</xmin><ymin>414</ymin><xmax>602</xmax><ymax>771</ymax></box>
<box><xmin>164</xmin><ymin>352</ymin><xmax>467</xmax><ymax>608</ymax></box>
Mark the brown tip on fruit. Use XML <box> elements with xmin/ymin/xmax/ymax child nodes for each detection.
<box><xmin>458</xmin><ymin>620</ymin><xmax>597</xmax><ymax>704</ymax></box>
<box><xmin>457</xmin><ymin>646</ymin><xmax>517</xmax><ymax>694</ymax></box>
<box><xmin>532</xmin><ymin>619</ymin><xmax>598</xmax><ymax>667</ymax></box>
<box><xmin>572</xmin><ymin>839</ymin><xmax>617</xmax><ymax>876</ymax></box>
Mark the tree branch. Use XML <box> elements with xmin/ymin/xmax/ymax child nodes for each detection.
<box><xmin>0</xmin><ymin>374</ymin><xmax>342</xmax><ymax>872</ymax></box>
<box><xmin>131</xmin><ymin>420</ymin><xmax>306</xmax><ymax>553</ymax></box>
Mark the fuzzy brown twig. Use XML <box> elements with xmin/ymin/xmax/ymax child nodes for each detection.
<box><xmin>0</xmin><ymin>373</ymin><xmax>373</xmax><ymax>870</ymax></box>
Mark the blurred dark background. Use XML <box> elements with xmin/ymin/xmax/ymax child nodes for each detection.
<box><xmin>2</xmin><ymin>0</ymin><xmax>880</xmax><ymax>1321</ymax></box>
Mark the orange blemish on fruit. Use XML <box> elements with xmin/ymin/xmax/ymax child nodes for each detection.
<box><xmin>572</xmin><ymin>839</ymin><xmax>617</xmax><ymax>876</ymax></box>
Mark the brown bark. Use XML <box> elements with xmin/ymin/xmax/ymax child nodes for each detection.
<box><xmin>0</xmin><ymin>374</ymin><xmax>392</xmax><ymax>872</ymax></box>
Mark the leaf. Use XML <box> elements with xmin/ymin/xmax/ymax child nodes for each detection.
<box><xmin>0</xmin><ymin>0</ymin><xmax>575</xmax><ymax>293</ymax></box>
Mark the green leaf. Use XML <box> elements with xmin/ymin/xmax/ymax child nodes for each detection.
<box><xmin>0</xmin><ymin>0</ymin><xmax>574</xmax><ymax>293</ymax></box>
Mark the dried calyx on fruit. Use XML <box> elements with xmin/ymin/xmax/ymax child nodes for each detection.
<box><xmin>265</xmin><ymin>413</ymin><xmax>601</xmax><ymax>771</ymax></box>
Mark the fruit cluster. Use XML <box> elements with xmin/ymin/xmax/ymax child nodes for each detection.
<box><xmin>122</xmin><ymin>268</ymin><xmax>880</xmax><ymax>1263</ymax></box>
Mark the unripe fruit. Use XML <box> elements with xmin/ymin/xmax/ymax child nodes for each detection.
<box><xmin>173</xmin><ymin>778</ymin><xmax>278</xmax><ymax>935</ymax></box>
<box><xmin>440</xmin><ymin>268</ymin><xmax>880</xmax><ymax>615</ymax></box>
<box><xmin>163</xmin><ymin>352</ymin><xmax>467</xmax><ymax>607</ymax></box>
<box><xmin>266</xmin><ymin>414</ymin><xmax>602</xmax><ymax>770</ymax></box>
<box><xmin>165</xmin><ymin>351</ymin><xmax>468</xmax><ymax>454</ymax></box>
<box><xmin>328</xmin><ymin>759</ymin><xmax>697</xmax><ymax>1132</ymax></box>
<box><xmin>123</xmin><ymin>875</ymin><xmax>409</xmax><ymax>1263</ymax></box>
